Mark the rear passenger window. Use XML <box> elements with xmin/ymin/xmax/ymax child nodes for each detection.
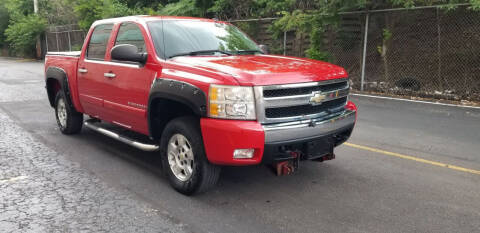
<box><xmin>87</xmin><ymin>24</ymin><xmax>113</xmax><ymax>60</ymax></box>
<box><xmin>115</xmin><ymin>23</ymin><xmax>146</xmax><ymax>53</ymax></box>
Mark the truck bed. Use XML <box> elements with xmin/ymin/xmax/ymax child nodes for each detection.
<box><xmin>46</xmin><ymin>51</ymin><xmax>81</xmax><ymax>57</ymax></box>
<box><xmin>45</xmin><ymin>51</ymin><xmax>82</xmax><ymax>113</ymax></box>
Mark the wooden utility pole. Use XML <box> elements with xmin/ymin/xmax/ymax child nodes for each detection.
<box><xmin>33</xmin><ymin>0</ymin><xmax>38</xmax><ymax>13</ymax></box>
<box><xmin>34</xmin><ymin>0</ymin><xmax>41</xmax><ymax>59</ymax></box>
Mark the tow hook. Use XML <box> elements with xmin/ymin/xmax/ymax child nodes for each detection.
<box><xmin>313</xmin><ymin>153</ymin><xmax>336</xmax><ymax>162</ymax></box>
<box><xmin>275</xmin><ymin>151</ymin><xmax>300</xmax><ymax>176</ymax></box>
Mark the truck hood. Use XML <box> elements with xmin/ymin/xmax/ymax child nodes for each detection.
<box><xmin>170</xmin><ymin>55</ymin><xmax>348</xmax><ymax>86</ymax></box>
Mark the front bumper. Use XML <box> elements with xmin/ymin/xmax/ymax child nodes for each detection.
<box><xmin>263</xmin><ymin>109</ymin><xmax>356</xmax><ymax>144</ymax></box>
<box><xmin>201</xmin><ymin>103</ymin><xmax>357</xmax><ymax>166</ymax></box>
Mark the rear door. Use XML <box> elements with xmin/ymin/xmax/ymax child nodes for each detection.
<box><xmin>101</xmin><ymin>22</ymin><xmax>157</xmax><ymax>134</ymax></box>
<box><xmin>77</xmin><ymin>23</ymin><xmax>114</xmax><ymax>118</ymax></box>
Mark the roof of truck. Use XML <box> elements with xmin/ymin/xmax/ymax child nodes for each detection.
<box><xmin>92</xmin><ymin>15</ymin><xmax>228</xmax><ymax>27</ymax></box>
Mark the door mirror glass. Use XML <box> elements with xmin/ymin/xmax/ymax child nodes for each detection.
<box><xmin>111</xmin><ymin>44</ymin><xmax>147</xmax><ymax>64</ymax></box>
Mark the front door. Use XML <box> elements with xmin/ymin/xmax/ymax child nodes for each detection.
<box><xmin>101</xmin><ymin>22</ymin><xmax>156</xmax><ymax>134</ymax></box>
<box><xmin>77</xmin><ymin>23</ymin><xmax>114</xmax><ymax>118</ymax></box>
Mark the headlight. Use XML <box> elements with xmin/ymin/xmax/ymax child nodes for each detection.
<box><xmin>208</xmin><ymin>84</ymin><xmax>256</xmax><ymax>120</ymax></box>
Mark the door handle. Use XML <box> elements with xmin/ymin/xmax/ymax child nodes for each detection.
<box><xmin>78</xmin><ymin>68</ymin><xmax>88</xmax><ymax>73</ymax></box>
<box><xmin>104</xmin><ymin>72</ymin><xmax>116</xmax><ymax>78</ymax></box>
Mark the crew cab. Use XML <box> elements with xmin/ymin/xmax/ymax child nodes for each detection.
<box><xmin>44</xmin><ymin>16</ymin><xmax>357</xmax><ymax>195</ymax></box>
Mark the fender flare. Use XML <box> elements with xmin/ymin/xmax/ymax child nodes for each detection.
<box><xmin>45</xmin><ymin>66</ymin><xmax>72</xmax><ymax>108</ymax></box>
<box><xmin>147</xmin><ymin>78</ymin><xmax>207</xmax><ymax>137</ymax></box>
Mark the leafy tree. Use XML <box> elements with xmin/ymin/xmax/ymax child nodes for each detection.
<box><xmin>2</xmin><ymin>0</ymin><xmax>34</xmax><ymax>21</ymax></box>
<box><xmin>195</xmin><ymin>0</ymin><xmax>215</xmax><ymax>17</ymax></box>
<box><xmin>2</xmin><ymin>0</ymin><xmax>480</xmax><ymax>57</ymax></box>
<box><xmin>121</xmin><ymin>0</ymin><xmax>173</xmax><ymax>8</ymax></box>
<box><xmin>73</xmin><ymin>0</ymin><xmax>103</xmax><ymax>30</ymax></box>
<box><xmin>74</xmin><ymin>0</ymin><xmax>149</xmax><ymax>30</ymax></box>
<box><xmin>0</xmin><ymin>2</ymin><xmax>10</xmax><ymax>47</ymax></box>
<box><xmin>5</xmin><ymin>14</ymin><xmax>46</xmax><ymax>56</ymax></box>
<box><xmin>2</xmin><ymin>0</ymin><xmax>44</xmax><ymax>56</ymax></box>
<box><xmin>41</xmin><ymin>0</ymin><xmax>78</xmax><ymax>25</ymax></box>
<box><xmin>158</xmin><ymin>0</ymin><xmax>202</xmax><ymax>17</ymax></box>
<box><xmin>208</xmin><ymin>0</ymin><xmax>258</xmax><ymax>19</ymax></box>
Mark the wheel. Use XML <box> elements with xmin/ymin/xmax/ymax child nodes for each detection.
<box><xmin>54</xmin><ymin>91</ymin><xmax>83</xmax><ymax>134</ymax></box>
<box><xmin>160</xmin><ymin>116</ymin><xmax>221</xmax><ymax>195</ymax></box>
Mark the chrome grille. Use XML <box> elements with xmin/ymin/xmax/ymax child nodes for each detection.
<box><xmin>263</xmin><ymin>81</ymin><xmax>348</xmax><ymax>98</ymax></box>
<box><xmin>254</xmin><ymin>79</ymin><xmax>350</xmax><ymax>124</ymax></box>
<box><xmin>265</xmin><ymin>97</ymin><xmax>348</xmax><ymax>118</ymax></box>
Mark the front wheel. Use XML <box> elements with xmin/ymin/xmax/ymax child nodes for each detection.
<box><xmin>55</xmin><ymin>91</ymin><xmax>83</xmax><ymax>134</ymax></box>
<box><xmin>160</xmin><ymin>116</ymin><xmax>221</xmax><ymax>195</ymax></box>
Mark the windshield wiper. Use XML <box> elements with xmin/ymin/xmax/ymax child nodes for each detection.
<box><xmin>169</xmin><ymin>50</ymin><xmax>232</xmax><ymax>58</ymax></box>
<box><xmin>233</xmin><ymin>50</ymin><xmax>264</xmax><ymax>55</ymax></box>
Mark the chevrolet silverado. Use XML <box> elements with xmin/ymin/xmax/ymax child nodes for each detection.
<box><xmin>44</xmin><ymin>16</ymin><xmax>357</xmax><ymax>195</ymax></box>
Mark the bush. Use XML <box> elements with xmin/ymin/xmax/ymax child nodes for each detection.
<box><xmin>158</xmin><ymin>0</ymin><xmax>202</xmax><ymax>17</ymax></box>
<box><xmin>0</xmin><ymin>4</ymin><xmax>9</xmax><ymax>48</ymax></box>
<box><xmin>75</xmin><ymin>0</ymin><xmax>150</xmax><ymax>30</ymax></box>
<box><xmin>305</xmin><ymin>48</ymin><xmax>331</xmax><ymax>62</ymax></box>
<box><xmin>5</xmin><ymin>14</ymin><xmax>46</xmax><ymax>56</ymax></box>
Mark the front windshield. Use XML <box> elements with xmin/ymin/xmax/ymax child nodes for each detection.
<box><xmin>147</xmin><ymin>20</ymin><xmax>260</xmax><ymax>58</ymax></box>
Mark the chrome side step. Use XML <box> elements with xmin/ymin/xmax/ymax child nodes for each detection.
<box><xmin>84</xmin><ymin>120</ymin><xmax>159</xmax><ymax>152</ymax></box>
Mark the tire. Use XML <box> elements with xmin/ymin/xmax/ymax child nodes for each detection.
<box><xmin>54</xmin><ymin>91</ymin><xmax>83</xmax><ymax>134</ymax></box>
<box><xmin>160</xmin><ymin>116</ymin><xmax>221</xmax><ymax>195</ymax></box>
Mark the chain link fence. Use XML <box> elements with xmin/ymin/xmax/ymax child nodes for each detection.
<box><xmin>45</xmin><ymin>24</ymin><xmax>86</xmax><ymax>52</ymax></box>
<box><xmin>358</xmin><ymin>6</ymin><xmax>480</xmax><ymax>101</ymax></box>
<box><xmin>44</xmin><ymin>6</ymin><xmax>480</xmax><ymax>101</ymax></box>
<box><xmin>229</xmin><ymin>18</ymin><xmax>309</xmax><ymax>57</ymax></box>
<box><xmin>231</xmin><ymin>5</ymin><xmax>480</xmax><ymax>101</ymax></box>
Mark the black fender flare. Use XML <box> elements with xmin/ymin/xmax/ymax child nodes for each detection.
<box><xmin>45</xmin><ymin>66</ymin><xmax>73</xmax><ymax>108</ymax></box>
<box><xmin>147</xmin><ymin>78</ymin><xmax>208</xmax><ymax>137</ymax></box>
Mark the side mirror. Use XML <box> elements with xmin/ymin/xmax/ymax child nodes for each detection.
<box><xmin>259</xmin><ymin>44</ymin><xmax>269</xmax><ymax>54</ymax></box>
<box><xmin>111</xmin><ymin>44</ymin><xmax>147</xmax><ymax>64</ymax></box>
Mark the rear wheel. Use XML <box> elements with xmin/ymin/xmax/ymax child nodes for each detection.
<box><xmin>160</xmin><ymin>116</ymin><xmax>221</xmax><ymax>195</ymax></box>
<box><xmin>55</xmin><ymin>91</ymin><xmax>83</xmax><ymax>134</ymax></box>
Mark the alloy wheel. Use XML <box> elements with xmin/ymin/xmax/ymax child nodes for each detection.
<box><xmin>167</xmin><ymin>134</ymin><xmax>194</xmax><ymax>182</ymax></box>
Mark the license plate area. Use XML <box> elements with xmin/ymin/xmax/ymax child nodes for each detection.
<box><xmin>304</xmin><ymin>138</ymin><xmax>333</xmax><ymax>159</ymax></box>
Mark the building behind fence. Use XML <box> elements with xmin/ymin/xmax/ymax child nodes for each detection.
<box><xmin>45</xmin><ymin>6</ymin><xmax>480</xmax><ymax>101</ymax></box>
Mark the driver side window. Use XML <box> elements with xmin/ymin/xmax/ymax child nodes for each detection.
<box><xmin>115</xmin><ymin>22</ymin><xmax>146</xmax><ymax>53</ymax></box>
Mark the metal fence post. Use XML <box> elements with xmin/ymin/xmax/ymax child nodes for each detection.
<box><xmin>283</xmin><ymin>31</ymin><xmax>287</xmax><ymax>55</ymax></box>
<box><xmin>45</xmin><ymin>33</ymin><xmax>49</xmax><ymax>52</ymax></box>
<box><xmin>360</xmin><ymin>13</ymin><xmax>369</xmax><ymax>91</ymax></box>
<box><xmin>436</xmin><ymin>7</ymin><xmax>443</xmax><ymax>91</ymax></box>
<box><xmin>55</xmin><ymin>32</ymin><xmax>59</xmax><ymax>52</ymax></box>
<box><xmin>68</xmin><ymin>31</ymin><xmax>72</xmax><ymax>51</ymax></box>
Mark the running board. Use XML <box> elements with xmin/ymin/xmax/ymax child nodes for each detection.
<box><xmin>84</xmin><ymin>120</ymin><xmax>159</xmax><ymax>152</ymax></box>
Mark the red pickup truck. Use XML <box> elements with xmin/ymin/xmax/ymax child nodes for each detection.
<box><xmin>45</xmin><ymin>16</ymin><xmax>357</xmax><ymax>195</ymax></box>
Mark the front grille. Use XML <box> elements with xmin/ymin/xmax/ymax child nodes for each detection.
<box><xmin>255</xmin><ymin>79</ymin><xmax>350</xmax><ymax>123</ymax></box>
<box><xmin>265</xmin><ymin>97</ymin><xmax>347</xmax><ymax>118</ymax></box>
<box><xmin>263</xmin><ymin>80</ymin><xmax>348</xmax><ymax>98</ymax></box>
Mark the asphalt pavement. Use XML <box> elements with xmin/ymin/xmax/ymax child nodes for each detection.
<box><xmin>0</xmin><ymin>57</ymin><xmax>479</xmax><ymax>233</ymax></box>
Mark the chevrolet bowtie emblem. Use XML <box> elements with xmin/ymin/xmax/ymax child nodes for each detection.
<box><xmin>310</xmin><ymin>92</ymin><xmax>326</xmax><ymax>105</ymax></box>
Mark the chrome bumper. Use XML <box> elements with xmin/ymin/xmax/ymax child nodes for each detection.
<box><xmin>263</xmin><ymin>109</ymin><xmax>356</xmax><ymax>143</ymax></box>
